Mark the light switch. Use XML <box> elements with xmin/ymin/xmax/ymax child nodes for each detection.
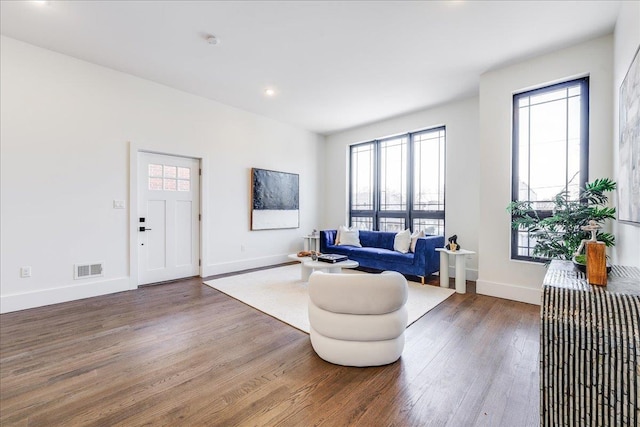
<box><xmin>113</xmin><ymin>200</ymin><xmax>125</xmax><ymax>209</ymax></box>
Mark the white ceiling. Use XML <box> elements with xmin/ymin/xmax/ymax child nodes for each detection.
<box><xmin>0</xmin><ymin>1</ymin><xmax>621</xmax><ymax>135</ymax></box>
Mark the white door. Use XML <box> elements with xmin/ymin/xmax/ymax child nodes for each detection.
<box><xmin>138</xmin><ymin>152</ymin><xmax>200</xmax><ymax>285</ymax></box>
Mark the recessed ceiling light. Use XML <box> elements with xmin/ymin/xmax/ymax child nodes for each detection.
<box><xmin>264</xmin><ymin>88</ymin><xmax>276</xmax><ymax>97</ymax></box>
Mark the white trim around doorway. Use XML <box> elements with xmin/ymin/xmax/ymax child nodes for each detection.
<box><xmin>128</xmin><ymin>142</ymin><xmax>209</xmax><ymax>289</ymax></box>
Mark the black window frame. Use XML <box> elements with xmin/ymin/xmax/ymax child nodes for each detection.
<box><xmin>349</xmin><ymin>126</ymin><xmax>446</xmax><ymax>234</ymax></box>
<box><xmin>511</xmin><ymin>77</ymin><xmax>589</xmax><ymax>262</ymax></box>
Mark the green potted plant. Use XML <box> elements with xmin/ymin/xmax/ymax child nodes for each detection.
<box><xmin>507</xmin><ymin>178</ymin><xmax>616</xmax><ymax>267</ymax></box>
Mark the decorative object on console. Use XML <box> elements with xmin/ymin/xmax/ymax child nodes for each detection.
<box><xmin>618</xmin><ymin>45</ymin><xmax>640</xmax><ymax>226</ymax></box>
<box><xmin>446</xmin><ymin>234</ymin><xmax>460</xmax><ymax>251</ymax></box>
<box><xmin>251</xmin><ymin>168</ymin><xmax>299</xmax><ymax>230</ymax></box>
<box><xmin>574</xmin><ymin>220</ymin><xmax>609</xmax><ymax>283</ymax></box>
<box><xmin>573</xmin><ymin>220</ymin><xmax>601</xmax><ymax>256</ymax></box>
<box><xmin>586</xmin><ymin>241</ymin><xmax>607</xmax><ymax>285</ymax></box>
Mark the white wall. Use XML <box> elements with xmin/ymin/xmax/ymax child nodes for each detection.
<box><xmin>323</xmin><ymin>97</ymin><xmax>480</xmax><ymax>279</ymax></box>
<box><xmin>477</xmin><ymin>35</ymin><xmax>614</xmax><ymax>305</ymax></box>
<box><xmin>612</xmin><ymin>1</ymin><xmax>640</xmax><ymax>268</ymax></box>
<box><xmin>0</xmin><ymin>36</ymin><xmax>324</xmax><ymax>313</ymax></box>
<box><xmin>3</xmin><ymin>22</ymin><xmax>634</xmax><ymax>315</ymax></box>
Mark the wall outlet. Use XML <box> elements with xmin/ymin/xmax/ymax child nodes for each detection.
<box><xmin>240</xmin><ymin>245</ymin><xmax>245</xmax><ymax>252</ymax></box>
<box><xmin>113</xmin><ymin>200</ymin><xmax>125</xmax><ymax>209</ymax></box>
<box><xmin>20</xmin><ymin>266</ymin><xmax>32</xmax><ymax>278</ymax></box>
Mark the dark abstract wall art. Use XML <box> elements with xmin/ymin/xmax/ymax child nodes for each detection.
<box><xmin>618</xmin><ymin>45</ymin><xmax>640</xmax><ymax>226</ymax></box>
<box><xmin>251</xmin><ymin>168</ymin><xmax>299</xmax><ymax>230</ymax></box>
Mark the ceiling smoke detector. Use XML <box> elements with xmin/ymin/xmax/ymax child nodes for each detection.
<box><xmin>207</xmin><ymin>35</ymin><xmax>220</xmax><ymax>45</ymax></box>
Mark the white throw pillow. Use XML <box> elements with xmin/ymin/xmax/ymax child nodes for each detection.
<box><xmin>338</xmin><ymin>229</ymin><xmax>362</xmax><ymax>247</ymax></box>
<box><xmin>335</xmin><ymin>225</ymin><xmax>351</xmax><ymax>245</ymax></box>
<box><xmin>410</xmin><ymin>230</ymin><xmax>425</xmax><ymax>253</ymax></box>
<box><xmin>394</xmin><ymin>229</ymin><xmax>411</xmax><ymax>253</ymax></box>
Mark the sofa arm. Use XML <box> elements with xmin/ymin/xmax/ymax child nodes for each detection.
<box><xmin>320</xmin><ymin>230</ymin><xmax>337</xmax><ymax>253</ymax></box>
<box><xmin>413</xmin><ymin>234</ymin><xmax>446</xmax><ymax>276</ymax></box>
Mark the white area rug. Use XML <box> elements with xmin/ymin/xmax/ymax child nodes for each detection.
<box><xmin>203</xmin><ymin>264</ymin><xmax>455</xmax><ymax>333</ymax></box>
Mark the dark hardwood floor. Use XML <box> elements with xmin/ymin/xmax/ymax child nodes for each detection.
<box><xmin>0</xmin><ymin>269</ymin><xmax>540</xmax><ymax>426</ymax></box>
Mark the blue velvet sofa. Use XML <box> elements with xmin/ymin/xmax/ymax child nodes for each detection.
<box><xmin>319</xmin><ymin>230</ymin><xmax>444</xmax><ymax>284</ymax></box>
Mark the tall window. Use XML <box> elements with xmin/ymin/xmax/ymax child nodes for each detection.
<box><xmin>350</xmin><ymin>127</ymin><xmax>445</xmax><ymax>235</ymax></box>
<box><xmin>511</xmin><ymin>77</ymin><xmax>589</xmax><ymax>261</ymax></box>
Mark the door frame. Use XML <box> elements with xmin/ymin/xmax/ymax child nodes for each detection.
<box><xmin>128</xmin><ymin>142</ymin><xmax>209</xmax><ymax>289</ymax></box>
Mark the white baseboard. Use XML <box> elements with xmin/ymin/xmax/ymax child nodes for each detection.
<box><xmin>0</xmin><ymin>260</ymin><xmax>486</xmax><ymax>313</ymax></box>
<box><xmin>203</xmin><ymin>254</ymin><xmax>290</xmax><ymax>277</ymax></box>
<box><xmin>0</xmin><ymin>277</ymin><xmax>131</xmax><ymax>314</ymax></box>
<box><xmin>476</xmin><ymin>279</ymin><xmax>541</xmax><ymax>305</ymax></box>
<box><xmin>206</xmin><ymin>256</ymin><xmax>478</xmax><ymax>282</ymax></box>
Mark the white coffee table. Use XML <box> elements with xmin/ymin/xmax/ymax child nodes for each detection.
<box><xmin>288</xmin><ymin>254</ymin><xmax>359</xmax><ymax>281</ymax></box>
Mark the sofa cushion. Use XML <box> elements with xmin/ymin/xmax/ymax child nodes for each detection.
<box><xmin>338</xmin><ymin>228</ymin><xmax>362</xmax><ymax>247</ymax></box>
<box><xmin>359</xmin><ymin>230</ymin><xmax>396</xmax><ymax>250</ymax></box>
<box><xmin>348</xmin><ymin>247</ymin><xmax>414</xmax><ymax>265</ymax></box>
<box><xmin>410</xmin><ymin>230</ymin><xmax>425</xmax><ymax>252</ymax></box>
<box><xmin>394</xmin><ymin>229</ymin><xmax>411</xmax><ymax>253</ymax></box>
<box><xmin>335</xmin><ymin>225</ymin><xmax>355</xmax><ymax>245</ymax></box>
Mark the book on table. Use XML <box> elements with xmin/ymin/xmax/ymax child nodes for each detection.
<box><xmin>317</xmin><ymin>254</ymin><xmax>348</xmax><ymax>263</ymax></box>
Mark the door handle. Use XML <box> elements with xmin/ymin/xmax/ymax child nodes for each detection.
<box><xmin>139</xmin><ymin>227</ymin><xmax>152</xmax><ymax>232</ymax></box>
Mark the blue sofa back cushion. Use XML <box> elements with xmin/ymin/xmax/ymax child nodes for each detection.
<box><xmin>358</xmin><ymin>230</ymin><xmax>396</xmax><ymax>251</ymax></box>
<box><xmin>322</xmin><ymin>229</ymin><xmax>403</xmax><ymax>252</ymax></box>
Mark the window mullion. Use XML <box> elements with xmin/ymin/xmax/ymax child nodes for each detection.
<box><xmin>405</xmin><ymin>133</ymin><xmax>416</xmax><ymax>231</ymax></box>
<box><xmin>581</xmin><ymin>79</ymin><xmax>590</xmax><ymax>189</ymax></box>
<box><xmin>527</xmin><ymin>99</ymin><xmax>531</xmax><ymax>204</ymax></box>
<box><xmin>565</xmin><ymin>90</ymin><xmax>569</xmax><ymax>194</ymax></box>
<box><xmin>374</xmin><ymin>140</ymin><xmax>380</xmax><ymax>230</ymax></box>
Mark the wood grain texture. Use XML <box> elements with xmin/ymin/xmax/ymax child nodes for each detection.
<box><xmin>1</xmin><ymin>270</ymin><xmax>540</xmax><ymax>426</ymax></box>
<box><xmin>586</xmin><ymin>241</ymin><xmax>607</xmax><ymax>285</ymax></box>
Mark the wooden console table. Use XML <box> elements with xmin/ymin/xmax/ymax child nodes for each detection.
<box><xmin>541</xmin><ymin>260</ymin><xmax>639</xmax><ymax>426</ymax></box>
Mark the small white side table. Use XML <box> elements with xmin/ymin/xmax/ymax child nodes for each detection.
<box><xmin>435</xmin><ymin>248</ymin><xmax>476</xmax><ymax>294</ymax></box>
<box><xmin>302</xmin><ymin>235</ymin><xmax>320</xmax><ymax>252</ymax></box>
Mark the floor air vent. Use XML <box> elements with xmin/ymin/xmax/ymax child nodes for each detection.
<box><xmin>74</xmin><ymin>262</ymin><xmax>104</xmax><ymax>279</ymax></box>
